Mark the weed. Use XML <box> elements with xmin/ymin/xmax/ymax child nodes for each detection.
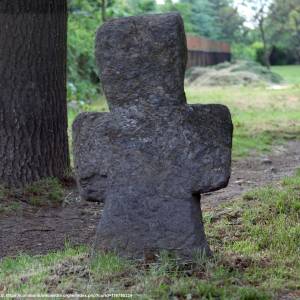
<box><xmin>0</xmin><ymin>178</ymin><xmax>65</xmax><ymax>212</ymax></box>
<box><xmin>23</xmin><ymin>178</ymin><xmax>64</xmax><ymax>206</ymax></box>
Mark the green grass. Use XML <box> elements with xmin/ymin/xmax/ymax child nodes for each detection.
<box><xmin>272</xmin><ymin>65</ymin><xmax>300</xmax><ymax>85</ymax></box>
<box><xmin>186</xmin><ymin>84</ymin><xmax>300</xmax><ymax>158</ymax></box>
<box><xmin>23</xmin><ymin>178</ymin><xmax>64</xmax><ymax>206</ymax></box>
<box><xmin>0</xmin><ymin>178</ymin><xmax>64</xmax><ymax>212</ymax></box>
<box><xmin>1</xmin><ymin>170</ymin><xmax>299</xmax><ymax>299</ymax></box>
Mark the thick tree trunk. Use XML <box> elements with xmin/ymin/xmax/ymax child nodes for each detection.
<box><xmin>0</xmin><ymin>1</ymin><xmax>69</xmax><ymax>187</ymax></box>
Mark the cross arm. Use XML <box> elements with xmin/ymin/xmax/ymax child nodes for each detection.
<box><xmin>187</xmin><ymin>104</ymin><xmax>233</xmax><ymax>194</ymax></box>
<box><xmin>73</xmin><ymin>112</ymin><xmax>112</xmax><ymax>202</ymax></box>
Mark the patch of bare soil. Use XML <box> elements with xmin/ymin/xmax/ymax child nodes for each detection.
<box><xmin>0</xmin><ymin>191</ymin><xmax>102</xmax><ymax>258</ymax></box>
<box><xmin>1</xmin><ymin>141</ymin><xmax>299</xmax><ymax>258</ymax></box>
<box><xmin>202</xmin><ymin>140</ymin><xmax>300</xmax><ymax>209</ymax></box>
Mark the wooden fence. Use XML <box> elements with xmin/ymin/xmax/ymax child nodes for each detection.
<box><xmin>186</xmin><ymin>35</ymin><xmax>231</xmax><ymax>68</ymax></box>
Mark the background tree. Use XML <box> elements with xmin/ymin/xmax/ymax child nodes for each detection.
<box><xmin>178</xmin><ymin>0</ymin><xmax>218</xmax><ymax>37</ymax></box>
<box><xmin>162</xmin><ymin>0</ymin><xmax>244</xmax><ymax>41</ymax></box>
<box><xmin>0</xmin><ymin>1</ymin><xmax>69</xmax><ymax>187</ymax></box>
<box><xmin>100</xmin><ymin>0</ymin><xmax>106</xmax><ymax>22</ymax></box>
<box><xmin>268</xmin><ymin>0</ymin><xmax>300</xmax><ymax>64</ymax></box>
<box><xmin>245</xmin><ymin>0</ymin><xmax>272</xmax><ymax>68</ymax></box>
<box><xmin>210</xmin><ymin>0</ymin><xmax>245</xmax><ymax>42</ymax></box>
<box><xmin>66</xmin><ymin>0</ymin><xmax>299</xmax><ymax>107</ymax></box>
<box><xmin>158</xmin><ymin>0</ymin><xmax>194</xmax><ymax>32</ymax></box>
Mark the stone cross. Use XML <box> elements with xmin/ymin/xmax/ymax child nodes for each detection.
<box><xmin>73</xmin><ymin>13</ymin><xmax>233</xmax><ymax>258</ymax></box>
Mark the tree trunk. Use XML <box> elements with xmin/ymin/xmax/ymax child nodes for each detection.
<box><xmin>101</xmin><ymin>0</ymin><xmax>106</xmax><ymax>22</ymax></box>
<box><xmin>259</xmin><ymin>19</ymin><xmax>270</xmax><ymax>69</ymax></box>
<box><xmin>0</xmin><ymin>1</ymin><xmax>69</xmax><ymax>187</ymax></box>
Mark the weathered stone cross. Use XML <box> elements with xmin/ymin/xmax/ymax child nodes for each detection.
<box><xmin>73</xmin><ymin>13</ymin><xmax>233</xmax><ymax>258</ymax></box>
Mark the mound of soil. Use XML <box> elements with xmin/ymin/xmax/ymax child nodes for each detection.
<box><xmin>185</xmin><ymin>60</ymin><xmax>283</xmax><ymax>87</ymax></box>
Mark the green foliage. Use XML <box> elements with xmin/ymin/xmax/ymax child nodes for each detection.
<box><xmin>158</xmin><ymin>0</ymin><xmax>194</xmax><ymax>33</ymax></box>
<box><xmin>268</xmin><ymin>0</ymin><xmax>300</xmax><ymax>64</ymax></box>
<box><xmin>66</xmin><ymin>0</ymin><xmax>250</xmax><ymax>105</ymax></box>
<box><xmin>122</xmin><ymin>0</ymin><xmax>157</xmax><ymax>16</ymax></box>
<box><xmin>269</xmin><ymin>46</ymin><xmax>296</xmax><ymax>66</ymax></box>
<box><xmin>65</xmin><ymin>0</ymin><xmax>299</xmax><ymax>105</ymax></box>
<box><xmin>67</xmin><ymin>2</ymin><xmax>102</xmax><ymax>103</ymax></box>
<box><xmin>255</xmin><ymin>47</ymin><xmax>267</xmax><ymax>66</ymax></box>
<box><xmin>176</xmin><ymin>0</ymin><xmax>244</xmax><ymax>41</ymax></box>
<box><xmin>179</xmin><ymin>0</ymin><xmax>220</xmax><ymax>37</ymax></box>
<box><xmin>248</xmin><ymin>0</ymin><xmax>300</xmax><ymax>65</ymax></box>
<box><xmin>232</xmin><ymin>43</ymin><xmax>256</xmax><ymax>61</ymax></box>
<box><xmin>66</xmin><ymin>0</ymin><xmax>160</xmax><ymax>104</ymax></box>
<box><xmin>232</xmin><ymin>42</ymin><xmax>265</xmax><ymax>63</ymax></box>
<box><xmin>210</xmin><ymin>0</ymin><xmax>245</xmax><ymax>42</ymax></box>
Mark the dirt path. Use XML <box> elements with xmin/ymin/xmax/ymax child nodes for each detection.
<box><xmin>202</xmin><ymin>140</ymin><xmax>300</xmax><ymax>209</ymax></box>
<box><xmin>1</xmin><ymin>141</ymin><xmax>300</xmax><ymax>258</ymax></box>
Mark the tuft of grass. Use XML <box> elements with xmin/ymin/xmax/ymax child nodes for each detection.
<box><xmin>0</xmin><ymin>198</ymin><xmax>21</xmax><ymax>215</ymax></box>
<box><xmin>90</xmin><ymin>252</ymin><xmax>131</xmax><ymax>281</ymax></box>
<box><xmin>0</xmin><ymin>185</ymin><xmax>21</xmax><ymax>215</ymax></box>
<box><xmin>0</xmin><ymin>178</ymin><xmax>64</xmax><ymax>213</ymax></box>
<box><xmin>23</xmin><ymin>178</ymin><xmax>64</xmax><ymax>206</ymax></box>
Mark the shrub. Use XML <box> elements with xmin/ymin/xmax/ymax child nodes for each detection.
<box><xmin>67</xmin><ymin>4</ymin><xmax>102</xmax><ymax>104</ymax></box>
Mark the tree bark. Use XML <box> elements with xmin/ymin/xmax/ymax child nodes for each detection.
<box><xmin>101</xmin><ymin>0</ymin><xmax>106</xmax><ymax>22</ymax></box>
<box><xmin>259</xmin><ymin>18</ymin><xmax>271</xmax><ymax>69</ymax></box>
<box><xmin>0</xmin><ymin>1</ymin><xmax>69</xmax><ymax>187</ymax></box>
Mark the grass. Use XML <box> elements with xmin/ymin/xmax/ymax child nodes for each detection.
<box><xmin>1</xmin><ymin>170</ymin><xmax>299</xmax><ymax>299</ymax></box>
<box><xmin>186</xmin><ymin>85</ymin><xmax>300</xmax><ymax>158</ymax></box>
<box><xmin>272</xmin><ymin>65</ymin><xmax>300</xmax><ymax>85</ymax></box>
<box><xmin>23</xmin><ymin>178</ymin><xmax>64</xmax><ymax>206</ymax></box>
<box><xmin>0</xmin><ymin>178</ymin><xmax>64</xmax><ymax>213</ymax></box>
<box><xmin>186</xmin><ymin>65</ymin><xmax>300</xmax><ymax>158</ymax></box>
